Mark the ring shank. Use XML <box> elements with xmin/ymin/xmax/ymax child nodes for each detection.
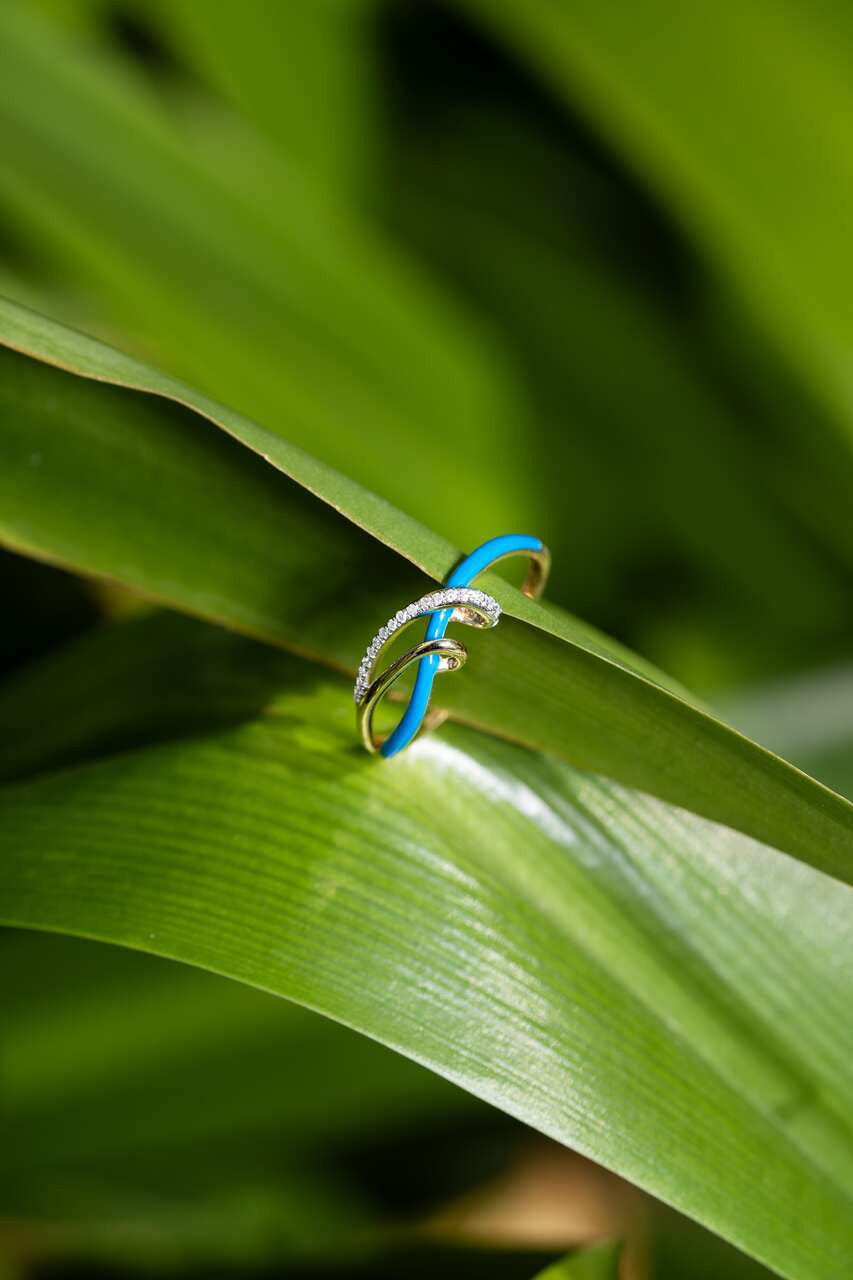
<box><xmin>358</xmin><ymin>638</ymin><xmax>467</xmax><ymax>754</ymax></box>
<box><xmin>377</xmin><ymin>534</ymin><xmax>549</xmax><ymax>759</ymax></box>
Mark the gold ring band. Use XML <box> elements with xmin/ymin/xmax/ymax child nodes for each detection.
<box><xmin>357</xmin><ymin>637</ymin><xmax>467</xmax><ymax>754</ymax></box>
<box><xmin>353</xmin><ymin>587</ymin><xmax>501</xmax><ymax>754</ymax></box>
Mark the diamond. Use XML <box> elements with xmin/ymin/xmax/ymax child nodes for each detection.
<box><xmin>353</xmin><ymin>585</ymin><xmax>501</xmax><ymax>704</ymax></box>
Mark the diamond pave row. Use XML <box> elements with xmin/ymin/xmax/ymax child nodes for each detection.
<box><xmin>353</xmin><ymin>587</ymin><xmax>501</xmax><ymax>704</ymax></box>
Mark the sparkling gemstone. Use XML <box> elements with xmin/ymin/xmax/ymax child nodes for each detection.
<box><xmin>353</xmin><ymin>585</ymin><xmax>501</xmax><ymax>704</ymax></box>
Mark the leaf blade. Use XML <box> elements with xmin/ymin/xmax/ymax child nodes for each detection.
<box><xmin>0</xmin><ymin>0</ymin><xmax>531</xmax><ymax>545</ymax></box>
<box><xmin>1</xmin><ymin>299</ymin><xmax>853</xmax><ymax>887</ymax></box>
<box><xmin>1</xmin><ymin>665</ymin><xmax>851</xmax><ymax>1279</ymax></box>
<box><xmin>453</xmin><ymin>0</ymin><xmax>853</xmax><ymax>453</ymax></box>
<box><xmin>532</xmin><ymin>1242</ymin><xmax>621</xmax><ymax>1279</ymax></box>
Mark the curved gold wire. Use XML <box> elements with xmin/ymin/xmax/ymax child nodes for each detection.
<box><xmin>525</xmin><ymin>544</ymin><xmax>551</xmax><ymax>597</ymax></box>
<box><xmin>353</xmin><ymin>589</ymin><xmax>501</xmax><ymax>707</ymax></box>
<box><xmin>358</xmin><ymin>637</ymin><xmax>468</xmax><ymax>755</ymax></box>
<box><xmin>482</xmin><ymin>544</ymin><xmax>551</xmax><ymax>600</ymax></box>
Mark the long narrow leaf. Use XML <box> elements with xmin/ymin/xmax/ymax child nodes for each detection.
<box><xmin>533</xmin><ymin>1243</ymin><xmax>621</xmax><ymax>1279</ymax></box>
<box><xmin>454</xmin><ymin>0</ymin><xmax>853</xmax><ymax>453</ymax></box>
<box><xmin>162</xmin><ymin>0</ymin><xmax>377</xmax><ymax>199</ymax></box>
<box><xmin>1</xmin><ymin>299</ymin><xmax>852</xmax><ymax>886</ymax></box>
<box><xmin>0</xmin><ymin>1</ymin><xmax>528</xmax><ymax>542</ymax></box>
<box><xmin>3</xmin><ymin>932</ymin><xmax>470</xmax><ymax>1171</ymax></box>
<box><xmin>1</xmin><ymin>660</ymin><xmax>851</xmax><ymax>1279</ymax></box>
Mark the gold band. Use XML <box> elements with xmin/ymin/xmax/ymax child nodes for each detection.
<box><xmin>483</xmin><ymin>543</ymin><xmax>551</xmax><ymax>599</ymax></box>
<box><xmin>358</xmin><ymin>637</ymin><xmax>467</xmax><ymax>755</ymax></box>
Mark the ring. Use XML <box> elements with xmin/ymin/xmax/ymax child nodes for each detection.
<box><xmin>354</xmin><ymin>533</ymin><xmax>550</xmax><ymax>757</ymax></box>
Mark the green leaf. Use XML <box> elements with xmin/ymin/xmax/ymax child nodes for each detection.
<box><xmin>11</xmin><ymin>0</ymin><xmax>851</xmax><ymax>684</ymax></box>
<box><xmin>0</xmin><ymin>0</ymin><xmax>529</xmax><ymax>545</ymax></box>
<box><xmin>650</xmin><ymin>1203</ymin><xmax>780</xmax><ymax>1280</ymax></box>
<box><xmin>161</xmin><ymin>0</ymin><xmax>378</xmax><ymax>199</ymax></box>
<box><xmin>2</xmin><ymin>928</ymin><xmax>483</xmax><ymax>1270</ymax></box>
<box><xmin>453</xmin><ymin>0</ymin><xmax>853</xmax><ymax>452</ymax></box>
<box><xmin>388</xmin><ymin>95</ymin><xmax>847</xmax><ymax>636</ymax></box>
<box><xmin>1</xmin><ymin>648</ymin><xmax>852</xmax><ymax>1280</ymax></box>
<box><xmin>1</xmin><ymin>296</ymin><xmax>853</xmax><ymax>887</ymax></box>
<box><xmin>724</xmin><ymin>663</ymin><xmax>853</xmax><ymax>803</ymax></box>
<box><xmin>0</xmin><ymin>612</ymin><xmax>298</xmax><ymax>783</ymax></box>
<box><xmin>1</xmin><ymin>1165</ymin><xmax>374</xmax><ymax>1273</ymax></box>
<box><xmin>3</xmin><ymin>931</ymin><xmax>473</xmax><ymax>1174</ymax></box>
<box><xmin>532</xmin><ymin>1242</ymin><xmax>621</xmax><ymax>1279</ymax></box>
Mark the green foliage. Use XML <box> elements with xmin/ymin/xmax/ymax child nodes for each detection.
<box><xmin>2</xmin><ymin>620</ymin><xmax>853</xmax><ymax>1279</ymax></box>
<box><xmin>533</xmin><ymin>1243</ymin><xmax>621</xmax><ymax>1279</ymax></box>
<box><xmin>459</xmin><ymin>0</ymin><xmax>853</xmax><ymax>448</ymax></box>
<box><xmin>0</xmin><ymin>0</ymin><xmax>526</xmax><ymax>544</ymax></box>
<box><xmin>3</xmin><ymin>302</ymin><xmax>853</xmax><ymax>889</ymax></box>
<box><xmin>1</xmin><ymin>2</ymin><xmax>853</xmax><ymax>1278</ymax></box>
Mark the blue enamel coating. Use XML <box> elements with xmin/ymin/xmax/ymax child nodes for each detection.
<box><xmin>379</xmin><ymin>534</ymin><xmax>544</xmax><ymax>758</ymax></box>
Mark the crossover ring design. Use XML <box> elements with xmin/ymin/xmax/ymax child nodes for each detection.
<box><xmin>353</xmin><ymin>534</ymin><xmax>550</xmax><ymax>758</ymax></box>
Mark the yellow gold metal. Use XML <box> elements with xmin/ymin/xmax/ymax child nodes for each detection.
<box><xmin>476</xmin><ymin>544</ymin><xmax>551</xmax><ymax>599</ymax></box>
<box><xmin>354</xmin><ymin>590</ymin><xmax>501</xmax><ymax>705</ymax></box>
<box><xmin>358</xmin><ymin>638</ymin><xmax>468</xmax><ymax>755</ymax></box>
<box><xmin>353</xmin><ymin>539</ymin><xmax>548</xmax><ymax>758</ymax></box>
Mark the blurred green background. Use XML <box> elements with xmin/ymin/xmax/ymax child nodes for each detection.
<box><xmin>3</xmin><ymin>0</ymin><xmax>853</xmax><ymax>1276</ymax></box>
